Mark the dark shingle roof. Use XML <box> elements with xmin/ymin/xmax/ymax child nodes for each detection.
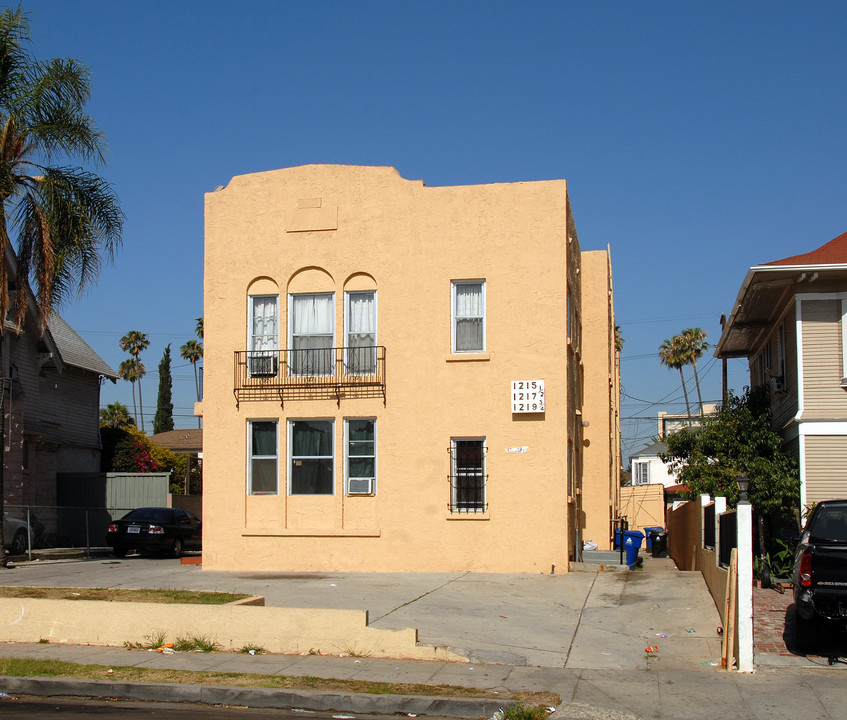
<box><xmin>48</xmin><ymin>312</ymin><xmax>118</xmax><ymax>380</ymax></box>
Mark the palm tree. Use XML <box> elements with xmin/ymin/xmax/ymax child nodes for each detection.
<box><xmin>680</xmin><ymin>328</ymin><xmax>709</xmax><ymax>419</ymax></box>
<box><xmin>0</xmin><ymin>8</ymin><xmax>122</xmax><ymax>329</ymax></box>
<box><xmin>0</xmin><ymin>8</ymin><xmax>122</xmax><ymax>559</ymax></box>
<box><xmin>118</xmin><ymin>358</ymin><xmax>143</xmax><ymax>424</ymax></box>
<box><xmin>99</xmin><ymin>401</ymin><xmax>134</xmax><ymax>429</ymax></box>
<box><xmin>195</xmin><ymin>316</ymin><xmax>203</xmax><ymax>340</ymax></box>
<box><xmin>659</xmin><ymin>336</ymin><xmax>692</xmax><ymax>423</ymax></box>
<box><xmin>181</xmin><ymin>339</ymin><xmax>203</xmax><ymax>401</ymax></box>
<box><xmin>119</xmin><ymin>330</ymin><xmax>149</xmax><ymax>431</ymax></box>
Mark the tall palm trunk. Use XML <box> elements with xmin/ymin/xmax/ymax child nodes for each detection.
<box><xmin>130</xmin><ymin>380</ymin><xmax>138</xmax><ymax>425</ymax></box>
<box><xmin>137</xmin><ymin>382</ymin><xmax>145</xmax><ymax>433</ymax></box>
<box><xmin>692</xmin><ymin>357</ymin><xmax>704</xmax><ymax>419</ymax></box>
<box><xmin>192</xmin><ymin>362</ymin><xmax>201</xmax><ymax>429</ymax></box>
<box><xmin>678</xmin><ymin>367</ymin><xmax>692</xmax><ymax>423</ymax></box>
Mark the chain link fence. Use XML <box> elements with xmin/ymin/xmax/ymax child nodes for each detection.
<box><xmin>4</xmin><ymin>504</ymin><xmax>134</xmax><ymax>557</ymax></box>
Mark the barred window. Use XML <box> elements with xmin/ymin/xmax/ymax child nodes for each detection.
<box><xmin>449</xmin><ymin>438</ymin><xmax>487</xmax><ymax>513</ymax></box>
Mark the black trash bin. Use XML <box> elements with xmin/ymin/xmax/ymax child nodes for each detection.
<box><xmin>649</xmin><ymin>530</ymin><xmax>668</xmax><ymax>558</ymax></box>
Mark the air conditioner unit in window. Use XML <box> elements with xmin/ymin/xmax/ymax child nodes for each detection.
<box><xmin>769</xmin><ymin>377</ymin><xmax>784</xmax><ymax>394</ymax></box>
<box><xmin>348</xmin><ymin>478</ymin><xmax>374</xmax><ymax>495</ymax></box>
<box><xmin>248</xmin><ymin>355</ymin><xmax>278</xmax><ymax>377</ymax></box>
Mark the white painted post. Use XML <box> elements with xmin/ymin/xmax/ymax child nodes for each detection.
<box><xmin>736</xmin><ymin>501</ymin><xmax>754</xmax><ymax>672</ymax></box>
<box><xmin>714</xmin><ymin>496</ymin><xmax>727</xmax><ymax>566</ymax></box>
<box><xmin>700</xmin><ymin>494</ymin><xmax>711</xmax><ymax>547</ymax></box>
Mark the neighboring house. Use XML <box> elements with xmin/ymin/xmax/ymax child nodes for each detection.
<box><xmin>630</xmin><ymin>441</ymin><xmax>676</xmax><ymax>487</ymax></box>
<box><xmin>657</xmin><ymin>404</ymin><xmax>718</xmax><ymax>436</ymax></box>
<box><xmin>716</xmin><ymin>231</ymin><xmax>847</xmax><ymax>507</ymax></box>
<box><xmin>200</xmin><ymin>164</ymin><xmax>619</xmax><ymax>573</ymax></box>
<box><xmin>1</xmin><ymin>247</ymin><xmax>117</xmax><ymax>540</ymax></box>
<box><xmin>148</xmin><ymin>428</ymin><xmax>203</xmax><ymax>517</ymax></box>
<box><xmin>629</xmin><ymin>405</ymin><xmax>719</xmax><ymax>490</ymax></box>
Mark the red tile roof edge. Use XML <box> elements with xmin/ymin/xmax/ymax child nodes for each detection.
<box><xmin>765</xmin><ymin>230</ymin><xmax>847</xmax><ymax>266</ymax></box>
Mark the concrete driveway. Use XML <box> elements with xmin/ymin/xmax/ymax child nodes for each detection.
<box><xmin>0</xmin><ymin>553</ymin><xmax>723</xmax><ymax>669</ymax></box>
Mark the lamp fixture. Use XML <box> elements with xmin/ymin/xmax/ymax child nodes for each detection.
<box><xmin>737</xmin><ymin>473</ymin><xmax>750</xmax><ymax>504</ymax></box>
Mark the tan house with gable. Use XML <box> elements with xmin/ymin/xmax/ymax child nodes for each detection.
<box><xmin>716</xmin><ymin>231</ymin><xmax>847</xmax><ymax>507</ymax></box>
<box><xmin>199</xmin><ymin>164</ymin><xmax>619</xmax><ymax>572</ymax></box>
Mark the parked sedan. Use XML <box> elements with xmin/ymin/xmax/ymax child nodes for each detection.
<box><xmin>106</xmin><ymin>507</ymin><xmax>201</xmax><ymax>558</ymax></box>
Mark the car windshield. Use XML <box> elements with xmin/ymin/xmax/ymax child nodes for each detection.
<box><xmin>123</xmin><ymin>508</ymin><xmax>171</xmax><ymax>524</ymax></box>
<box><xmin>809</xmin><ymin>508</ymin><xmax>847</xmax><ymax>543</ymax></box>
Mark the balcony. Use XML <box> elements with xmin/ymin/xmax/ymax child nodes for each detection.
<box><xmin>234</xmin><ymin>347</ymin><xmax>386</xmax><ymax>407</ymax></box>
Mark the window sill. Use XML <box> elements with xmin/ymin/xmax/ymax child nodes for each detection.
<box><xmin>446</xmin><ymin>353</ymin><xmax>490</xmax><ymax>362</ymax></box>
<box><xmin>243</xmin><ymin>528</ymin><xmax>381</xmax><ymax>537</ymax></box>
<box><xmin>446</xmin><ymin>512</ymin><xmax>490</xmax><ymax>521</ymax></box>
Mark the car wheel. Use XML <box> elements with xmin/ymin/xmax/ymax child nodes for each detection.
<box><xmin>112</xmin><ymin>547</ymin><xmax>128</xmax><ymax>558</ymax></box>
<box><xmin>170</xmin><ymin>537</ymin><xmax>183</xmax><ymax>559</ymax></box>
<box><xmin>10</xmin><ymin>529</ymin><xmax>26</xmax><ymax>555</ymax></box>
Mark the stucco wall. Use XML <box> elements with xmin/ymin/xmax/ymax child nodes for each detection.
<box><xmin>0</xmin><ymin>597</ymin><xmax>462</xmax><ymax>661</ymax></box>
<box><xmin>667</xmin><ymin>499</ymin><xmax>702</xmax><ymax>571</ymax></box>
<box><xmin>201</xmin><ymin>165</ymin><xmax>610</xmax><ymax>572</ymax></box>
<box><xmin>580</xmin><ymin>250</ymin><xmax>619</xmax><ymax>551</ymax></box>
<box><xmin>619</xmin><ymin>484</ymin><xmax>665</xmax><ymax>538</ymax></box>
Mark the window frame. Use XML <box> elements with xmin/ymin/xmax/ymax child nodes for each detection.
<box><xmin>247</xmin><ymin>419</ymin><xmax>278</xmax><ymax>495</ymax></box>
<box><xmin>633</xmin><ymin>461</ymin><xmax>650</xmax><ymax>486</ymax></box>
<box><xmin>288</xmin><ymin>418</ymin><xmax>335</xmax><ymax>495</ymax></box>
<box><xmin>449</xmin><ymin>437</ymin><xmax>487</xmax><ymax>513</ymax></box>
<box><xmin>451</xmin><ymin>280</ymin><xmax>486</xmax><ymax>353</ymax></box>
<box><xmin>345</xmin><ymin>290</ymin><xmax>377</xmax><ymax>375</ymax></box>
<box><xmin>289</xmin><ymin>292</ymin><xmax>335</xmax><ymax>376</ymax></box>
<box><xmin>248</xmin><ymin>295</ymin><xmax>279</xmax><ymax>377</ymax></box>
<box><xmin>345</xmin><ymin>418</ymin><xmax>376</xmax><ymax>495</ymax></box>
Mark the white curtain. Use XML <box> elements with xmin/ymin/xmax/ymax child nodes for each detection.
<box><xmin>292</xmin><ymin>294</ymin><xmax>333</xmax><ymax>337</ymax></box>
<box><xmin>292</xmin><ymin>294</ymin><xmax>333</xmax><ymax>374</ymax></box>
<box><xmin>347</xmin><ymin>292</ymin><xmax>376</xmax><ymax>374</ymax></box>
<box><xmin>251</xmin><ymin>296</ymin><xmax>278</xmax><ymax>352</ymax></box>
<box><xmin>455</xmin><ymin>284</ymin><xmax>483</xmax><ymax>352</ymax></box>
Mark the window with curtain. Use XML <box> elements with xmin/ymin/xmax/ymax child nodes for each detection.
<box><xmin>248</xmin><ymin>420</ymin><xmax>277</xmax><ymax>494</ymax></box>
<box><xmin>346</xmin><ymin>418</ymin><xmax>376</xmax><ymax>494</ymax></box>
<box><xmin>249</xmin><ymin>295</ymin><xmax>278</xmax><ymax>376</ymax></box>
<box><xmin>346</xmin><ymin>291</ymin><xmax>376</xmax><ymax>375</ymax></box>
<box><xmin>452</xmin><ymin>281</ymin><xmax>485</xmax><ymax>353</ymax></box>
<box><xmin>290</xmin><ymin>293</ymin><xmax>334</xmax><ymax>375</ymax></box>
<box><xmin>290</xmin><ymin>419</ymin><xmax>334</xmax><ymax>494</ymax></box>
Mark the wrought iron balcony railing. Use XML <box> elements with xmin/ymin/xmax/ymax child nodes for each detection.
<box><xmin>234</xmin><ymin>347</ymin><xmax>386</xmax><ymax>407</ymax></box>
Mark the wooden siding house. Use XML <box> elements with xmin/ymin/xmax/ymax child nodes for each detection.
<box><xmin>1</xmin><ymin>247</ymin><xmax>117</xmax><ymax>543</ymax></box>
<box><xmin>716</xmin><ymin>232</ymin><xmax>847</xmax><ymax>507</ymax></box>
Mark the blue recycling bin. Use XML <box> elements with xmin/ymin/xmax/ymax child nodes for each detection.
<box><xmin>643</xmin><ymin>526</ymin><xmax>664</xmax><ymax>549</ymax></box>
<box><xmin>623</xmin><ymin>530</ymin><xmax>644</xmax><ymax>567</ymax></box>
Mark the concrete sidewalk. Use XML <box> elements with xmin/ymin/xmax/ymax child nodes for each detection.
<box><xmin>1</xmin><ymin>640</ymin><xmax>846</xmax><ymax>720</ymax></box>
<box><xmin>0</xmin><ymin>553</ymin><xmax>722</xmax><ymax>669</ymax></box>
<box><xmin>0</xmin><ymin>553</ymin><xmax>845</xmax><ymax>719</ymax></box>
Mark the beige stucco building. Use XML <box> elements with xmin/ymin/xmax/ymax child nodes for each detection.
<box><xmin>199</xmin><ymin>164</ymin><xmax>618</xmax><ymax>572</ymax></box>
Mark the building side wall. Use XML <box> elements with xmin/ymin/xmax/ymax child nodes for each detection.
<box><xmin>800</xmin><ymin>299</ymin><xmax>847</xmax><ymax>417</ymax></box>
<box><xmin>580</xmin><ymin>250</ymin><xmax>618</xmax><ymax>550</ymax></box>
<box><xmin>202</xmin><ymin>165</ymin><xmax>584</xmax><ymax>572</ymax></box>
<box><xmin>803</xmin><ymin>435</ymin><xmax>847</xmax><ymax>504</ymax></box>
<box><xmin>619</xmin><ymin>483</ymin><xmax>665</xmax><ymax>538</ymax></box>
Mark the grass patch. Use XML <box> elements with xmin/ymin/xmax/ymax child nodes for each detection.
<box><xmin>0</xmin><ymin>657</ymin><xmax>559</xmax><ymax>705</ymax></box>
<box><xmin>0</xmin><ymin>586</ymin><xmax>249</xmax><ymax>605</ymax></box>
<box><xmin>500</xmin><ymin>703</ymin><xmax>555</xmax><ymax>720</ymax></box>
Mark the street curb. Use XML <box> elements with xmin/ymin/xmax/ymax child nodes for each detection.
<box><xmin>0</xmin><ymin>675</ymin><xmax>505</xmax><ymax>717</ymax></box>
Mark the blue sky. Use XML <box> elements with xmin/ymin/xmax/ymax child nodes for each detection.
<box><xmin>18</xmin><ymin>1</ymin><xmax>847</xmax><ymax>461</ymax></box>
